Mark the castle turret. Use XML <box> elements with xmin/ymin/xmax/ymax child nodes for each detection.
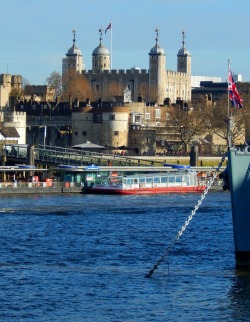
<box><xmin>177</xmin><ymin>30</ymin><xmax>191</xmax><ymax>75</ymax></box>
<box><xmin>148</xmin><ymin>29</ymin><xmax>166</xmax><ymax>104</ymax></box>
<box><xmin>92</xmin><ymin>29</ymin><xmax>110</xmax><ymax>73</ymax></box>
<box><xmin>62</xmin><ymin>29</ymin><xmax>84</xmax><ymax>77</ymax></box>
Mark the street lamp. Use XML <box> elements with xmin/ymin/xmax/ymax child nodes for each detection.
<box><xmin>39</xmin><ymin>125</ymin><xmax>47</xmax><ymax>148</ymax></box>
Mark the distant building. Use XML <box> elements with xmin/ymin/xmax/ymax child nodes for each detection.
<box><xmin>191</xmin><ymin>76</ymin><xmax>222</xmax><ymax>88</ymax></box>
<box><xmin>0</xmin><ymin>127</ymin><xmax>20</xmax><ymax>144</ymax></box>
<box><xmin>0</xmin><ymin>74</ymin><xmax>22</xmax><ymax>110</ymax></box>
<box><xmin>0</xmin><ymin>74</ymin><xmax>26</xmax><ymax>144</ymax></box>
<box><xmin>232</xmin><ymin>74</ymin><xmax>243</xmax><ymax>82</ymax></box>
<box><xmin>24</xmin><ymin>85</ymin><xmax>55</xmax><ymax>102</ymax></box>
<box><xmin>62</xmin><ymin>29</ymin><xmax>192</xmax><ymax>105</ymax></box>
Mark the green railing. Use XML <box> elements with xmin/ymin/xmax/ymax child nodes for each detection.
<box><xmin>5</xmin><ymin>144</ymin><xmax>166</xmax><ymax>167</ymax></box>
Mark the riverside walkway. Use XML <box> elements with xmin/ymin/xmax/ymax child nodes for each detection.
<box><xmin>1</xmin><ymin>144</ymin><xmax>225</xmax><ymax>194</ymax></box>
<box><xmin>4</xmin><ymin>144</ymin><xmax>167</xmax><ymax>167</ymax></box>
<box><xmin>4</xmin><ymin>144</ymin><xmax>226</xmax><ymax>168</ymax></box>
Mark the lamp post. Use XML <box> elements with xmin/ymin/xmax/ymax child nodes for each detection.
<box><xmin>39</xmin><ymin>125</ymin><xmax>47</xmax><ymax>148</ymax></box>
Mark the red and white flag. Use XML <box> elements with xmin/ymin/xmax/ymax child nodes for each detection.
<box><xmin>228</xmin><ymin>65</ymin><xmax>243</xmax><ymax>109</ymax></box>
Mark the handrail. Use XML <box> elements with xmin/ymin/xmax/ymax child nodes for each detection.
<box><xmin>4</xmin><ymin>144</ymin><xmax>166</xmax><ymax>167</ymax></box>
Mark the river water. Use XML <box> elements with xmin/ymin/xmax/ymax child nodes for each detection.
<box><xmin>1</xmin><ymin>191</ymin><xmax>250</xmax><ymax>321</ymax></box>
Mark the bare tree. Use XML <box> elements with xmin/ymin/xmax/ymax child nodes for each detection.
<box><xmin>208</xmin><ymin>95</ymin><xmax>246</xmax><ymax>144</ymax></box>
<box><xmin>46</xmin><ymin>71</ymin><xmax>62</xmax><ymax>99</ymax></box>
<box><xmin>61</xmin><ymin>69</ymin><xmax>93</xmax><ymax>102</ymax></box>
<box><xmin>9</xmin><ymin>87</ymin><xmax>24</xmax><ymax>108</ymax></box>
<box><xmin>166</xmin><ymin>105</ymin><xmax>206</xmax><ymax>152</ymax></box>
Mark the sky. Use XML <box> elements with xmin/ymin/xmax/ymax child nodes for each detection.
<box><xmin>1</xmin><ymin>0</ymin><xmax>249</xmax><ymax>85</ymax></box>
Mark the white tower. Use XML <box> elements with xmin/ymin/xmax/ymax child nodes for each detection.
<box><xmin>62</xmin><ymin>29</ymin><xmax>84</xmax><ymax>77</ymax></box>
<box><xmin>177</xmin><ymin>30</ymin><xmax>191</xmax><ymax>75</ymax></box>
<box><xmin>92</xmin><ymin>28</ymin><xmax>110</xmax><ymax>72</ymax></box>
<box><xmin>148</xmin><ymin>28</ymin><xmax>166</xmax><ymax>104</ymax></box>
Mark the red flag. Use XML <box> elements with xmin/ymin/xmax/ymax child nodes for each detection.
<box><xmin>228</xmin><ymin>66</ymin><xmax>243</xmax><ymax>108</ymax></box>
<box><xmin>105</xmin><ymin>22</ymin><xmax>111</xmax><ymax>34</ymax></box>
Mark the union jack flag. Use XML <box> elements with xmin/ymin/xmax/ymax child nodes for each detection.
<box><xmin>228</xmin><ymin>66</ymin><xmax>243</xmax><ymax>108</ymax></box>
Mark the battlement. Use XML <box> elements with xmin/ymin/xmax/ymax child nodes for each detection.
<box><xmin>0</xmin><ymin>74</ymin><xmax>11</xmax><ymax>85</ymax></box>
<box><xmin>0</xmin><ymin>74</ymin><xmax>22</xmax><ymax>86</ymax></box>
<box><xmin>11</xmin><ymin>75</ymin><xmax>22</xmax><ymax>86</ymax></box>
<box><xmin>166</xmin><ymin>70</ymin><xmax>187</xmax><ymax>77</ymax></box>
<box><xmin>83</xmin><ymin>68</ymin><xmax>149</xmax><ymax>76</ymax></box>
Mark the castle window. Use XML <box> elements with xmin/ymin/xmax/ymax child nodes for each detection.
<box><xmin>82</xmin><ymin>131</ymin><xmax>87</xmax><ymax>136</ymax></box>
<box><xmin>134</xmin><ymin>114</ymin><xmax>142</xmax><ymax>124</ymax></box>
<box><xmin>113</xmin><ymin>131</ymin><xmax>119</xmax><ymax>136</ymax></box>
<box><xmin>96</xmin><ymin>84</ymin><xmax>100</xmax><ymax>91</ymax></box>
<box><xmin>74</xmin><ymin>131</ymin><xmax>78</xmax><ymax>136</ymax></box>
<box><xmin>109</xmin><ymin>114</ymin><xmax>115</xmax><ymax>120</ymax></box>
<box><xmin>94</xmin><ymin>114</ymin><xmax>102</xmax><ymax>123</ymax></box>
<box><xmin>155</xmin><ymin>109</ymin><xmax>161</xmax><ymax>119</ymax></box>
<box><xmin>145</xmin><ymin>113</ymin><xmax>150</xmax><ymax>120</ymax></box>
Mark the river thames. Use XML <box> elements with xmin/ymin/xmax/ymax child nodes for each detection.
<box><xmin>1</xmin><ymin>191</ymin><xmax>250</xmax><ymax>321</ymax></box>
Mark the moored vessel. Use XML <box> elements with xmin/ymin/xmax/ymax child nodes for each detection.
<box><xmin>225</xmin><ymin>60</ymin><xmax>250</xmax><ymax>268</ymax></box>
<box><xmin>228</xmin><ymin>146</ymin><xmax>250</xmax><ymax>267</ymax></box>
<box><xmin>86</xmin><ymin>170</ymin><xmax>206</xmax><ymax>194</ymax></box>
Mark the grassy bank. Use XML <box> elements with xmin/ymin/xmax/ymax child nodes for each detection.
<box><xmin>136</xmin><ymin>156</ymin><xmax>228</xmax><ymax>167</ymax></box>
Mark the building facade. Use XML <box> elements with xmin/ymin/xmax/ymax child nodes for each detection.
<box><xmin>0</xmin><ymin>74</ymin><xmax>26</xmax><ymax>144</ymax></box>
<box><xmin>62</xmin><ymin>29</ymin><xmax>192</xmax><ymax>105</ymax></box>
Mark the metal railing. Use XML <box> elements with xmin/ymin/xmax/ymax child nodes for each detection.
<box><xmin>4</xmin><ymin>144</ymin><xmax>166</xmax><ymax>167</ymax></box>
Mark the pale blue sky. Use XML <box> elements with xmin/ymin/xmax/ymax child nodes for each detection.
<box><xmin>0</xmin><ymin>0</ymin><xmax>249</xmax><ymax>85</ymax></box>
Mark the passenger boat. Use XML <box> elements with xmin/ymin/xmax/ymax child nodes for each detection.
<box><xmin>86</xmin><ymin>170</ymin><xmax>206</xmax><ymax>194</ymax></box>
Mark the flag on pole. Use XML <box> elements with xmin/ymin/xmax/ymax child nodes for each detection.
<box><xmin>228</xmin><ymin>66</ymin><xmax>243</xmax><ymax>108</ymax></box>
<box><xmin>105</xmin><ymin>22</ymin><xmax>111</xmax><ymax>34</ymax></box>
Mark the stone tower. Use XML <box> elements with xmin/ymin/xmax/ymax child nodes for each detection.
<box><xmin>92</xmin><ymin>29</ymin><xmax>111</xmax><ymax>73</ymax></box>
<box><xmin>177</xmin><ymin>30</ymin><xmax>191</xmax><ymax>75</ymax></box>
<box><xmin>62</xmin><ymin>29</ymin><xmax>84</xmax><ymax>77</ymax></box>
<box><xmin>148</xmin><ymin>29</ymin><xmax>166</xmax><ymax>104</ymax></box>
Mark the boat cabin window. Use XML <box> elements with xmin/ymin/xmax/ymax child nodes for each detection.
<box><xmin>153</xmin><ymin>177</ymin><xmax>160</xmax><ymax>183</ymax></box>
<box><xmin>161</xmin><ymin>176</ymin><xmax>168</xmax><ymax>183</ymax></box>
<box><xmin>176</xmin><ymin>175</ymin><xmax>182</xmax><ymax>183</ymax></box>
<box><xmin>126</xmin><ymin>178</ymin><xmax>131</xmax><ymax>185</ymax></box>
<box><xmin>146</xmin><ymin>177</ymin><xmax>153</xmax><ymax>184</ymax></box>
<box><xmin>169</xmin><ymin>176</ymin><xmax>175</xmax><ymax>183</ymax></box>
<box><xmin>139</xmin><ymin>178</ymin><xmax>145</xmax><ymax>186</ymax></box>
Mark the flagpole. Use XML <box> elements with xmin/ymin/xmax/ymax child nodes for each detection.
<box><xmin>110</xmin><ymin>21</ymin><xmax>112</xmax><ymax>70</ymax></box>
<box><xmin>227</xmin><ymin>59</ymin><xmax>232</xmax><ymax>147</ymax></box>
<box><xmin>227</xmin><ymin>58</ymin><xmax>232</xmax><ymax>119</ymax></box>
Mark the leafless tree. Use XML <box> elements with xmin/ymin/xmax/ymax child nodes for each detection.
<box><xmin>46</xmin><ymin>71</ymin><xmax>62</xmax><ymax>99</ymax></box>
<box><xmin>166</xmin><ymin>106</ymin><xmax>205</xmax><ymax>151</ymax></box>
<box><xmin>61</xmin><ymin>69</ymin><xmax>93</xmax><ymax>102</ymax></box>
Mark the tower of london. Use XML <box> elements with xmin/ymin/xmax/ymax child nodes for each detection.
<box><xmin>62</xmin><ymin>29</ymin><xmax>191</xmax><ymax>105</ymax></box>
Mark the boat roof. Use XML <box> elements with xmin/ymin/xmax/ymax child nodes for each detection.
<box><xmin>112</xmin><ymin>171</ymin><xmax>195</xmax><ymax>179</ymax></box>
